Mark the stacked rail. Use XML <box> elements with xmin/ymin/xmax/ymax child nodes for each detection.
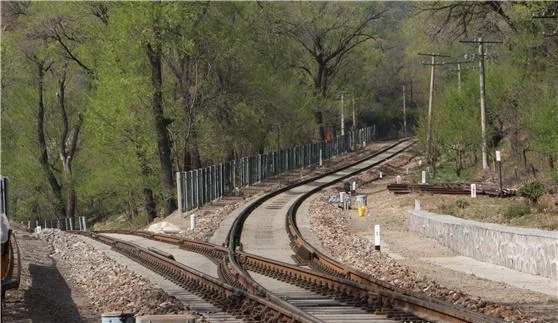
<box><xmin>387</xmin><ymin>182</ymin><xmax>517</xmax><ymax>197</ymax></box>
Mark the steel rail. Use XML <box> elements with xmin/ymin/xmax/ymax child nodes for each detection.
<box><xmin>285</xmin><ymin>152</ymin><xmax>507</xmax><ymax>322</ymax></box>
<box><xmin>82</xmin><ymin>231</ymin><xmax>321</xmax><ymax>323</ymax></box>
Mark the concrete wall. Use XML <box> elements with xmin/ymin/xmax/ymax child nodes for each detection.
<box><xmin>408</xmin><ymin>207</ymin><xmax>558</xmax><ymax>280</ymax></box>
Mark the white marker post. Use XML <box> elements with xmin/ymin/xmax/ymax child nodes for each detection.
<box><xmin>396</xmin><ymin>175</ymin><xmax>401</xmax><ymax>184</ymax></box>
<box><xmin>340</xmin><ymin>192</ymin><xmax>348</xmax><ymax>210</ymax></box>
<box><xmin>374</xmin><ymin>225</ymin><xmax>381</xmax><ymax>251</ymax></box>
<box><xmin>496</xmin><ymin>150</ymin><xmax>502</xmax><ymax>193</ymax></box>
<box><xmin>319</xmin><ymin>149</ymin><xmax>323</xmax><ymax>167</ymax></box>
<box><xmin>379</xmin><ymin>171</ymin><xmax>383</xmax><ymax>179</ymax></box>
<box><xmin>470</xmin><ymin>184</ymin><xmax>477</xmax><ymax>198</ymax></box>
<box><xmin>352</xmin><ymin>181</ymin><xmax>356</xmax><ymax>193</ymax></box>
<box><xmin>190</xmin><ymin>214</ymin><xmax>197</xmax><ymax>230</ymax></box>
<box><xmin>421</xmin><ymin>171</ymin><xmax>426</xmax><ymax>184</ymax></box>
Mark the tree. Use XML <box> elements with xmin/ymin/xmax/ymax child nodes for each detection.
<box><xmin>2</xmin><ymin>2</ymin><xmax>97</xmax><ymax>219</ymax></box>
<box><xmin>263</xmin><ymin>2</ymin><xmax>384</xmax><ymax>140</ymax></box>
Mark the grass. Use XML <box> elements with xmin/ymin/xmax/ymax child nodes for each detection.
<box><xmin>93</xmin><ymin>212</ymin><xmax>149</xmax><ymax>230</ymax></box>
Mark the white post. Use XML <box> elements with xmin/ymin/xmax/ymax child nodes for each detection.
<box><xmin>396</xmin><ymin>175</ymin><xmax>401</xmax><ymax>184</ymax></box>
<box><xmin>340</xmin><ymin>192</ymin><xmax>348</xmax><ymax>210</ymax></box>
<box><xmin>471</xmin><ymin>183</ymin><xmax>477</xmax><ymax>198</ymax></box>
<box><xmin>319</xmin><ymin>149</ymin><xmax>323</xmax><ymax>167</ymax></box>
<box><xmin>352</xmin><ymin>181</ymin><xmax>356</xmax><ymax>193</ymax></box>
<box><xmin>176</xmin><ymin>172</ymin><xmax>183</xmax><ymax>215</ymax></box>
<box><xmin>69</xmin><ymin>218</ymin><xmax>73</xmax><ymax>231</ymax></box>
<box><xmin>421</xmin><ymin>171</ymin><xmax>426</xmax><ymax>184</ymax></box>
<box><xmin>374</xmin><ymin>225</ymin><xmax>381</xmax><ymax>251</ymax></box>
<box><xmin>415</xmin><ymin>199</ymin><xmax>421</xmax><ymax>211</ymax></box>
<box><xmin>379</xmin><ymin>171</ymin><xmax>383</xmax><ymax>179</ymax></box>
<box><xmin>190</xmin><ymin>214</ymin><xmax>197</xmax><ymax>230</ymax></box>
<box><xmin>81</xmin><ymin>216</ymin><xmax>87</xmax><ymax>231</ymax></box>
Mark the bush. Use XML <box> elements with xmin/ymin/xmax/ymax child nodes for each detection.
<box><xmin>454</xmin><ymin>198</ymin><xmax>469</xmax><ymax>209</ymax></box>
<box><xmin>505</xmin><ymin>203</ymin><xmax>531</xmax><ymax>219</ymax></box>
<box><xmin>518</xmin><ymin>180</ymin><xmax>545</xmax><ymax>204</ymax></box>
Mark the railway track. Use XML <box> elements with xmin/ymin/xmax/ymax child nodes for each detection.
<box><xmin>79</xmin><ymin>139</ymin><xmax>507</xmax><ymax>322</ymax></box>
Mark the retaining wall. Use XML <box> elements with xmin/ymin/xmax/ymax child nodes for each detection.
<box><xmin>408</xmin><ymin>206</ymin><xmax>558</xmax><ymax>280</ymax></box>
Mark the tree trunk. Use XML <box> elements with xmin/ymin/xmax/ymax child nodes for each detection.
<box><xmin>36</xmin><ymin>61</ymin><xmax>65</xmax><ymax>218</ymax></box>
<box><xmin>143</xmin><ymin>188</ymin><xmax>157</xmax><ymax>223</ymax></box>
<box><xmin>147</xmin><ymin>33</ymin><xmax>177</xmax><ymax>216</ymax></box>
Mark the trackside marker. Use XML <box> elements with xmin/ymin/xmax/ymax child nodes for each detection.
<box><xmin>374</xmin><ymin>224</ymin><xmax>381</xmax><ymax>251</ymax></box>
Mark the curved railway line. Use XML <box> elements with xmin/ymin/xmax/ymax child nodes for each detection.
<box><xmin>76</xmin><ymin>139</ymin><xmax>507</xmax><ymax>323</ymax></box>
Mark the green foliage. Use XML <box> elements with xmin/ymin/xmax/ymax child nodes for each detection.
<box><xmin>504</xmin><ymin>203</ymin><xmax>531</xmax><ymax>220</ymax></box>
<box><xmin>518</xmin><ymin>180</ymin><xmax>545</xmax><ymax>204</ymax></box>
<box><xmin>454</xmin><ymin>198</ymin><xmax>469</xmax><ymax>209</ymax></box>
<box><xmin>2</xmin><ymin>1</ymin><xmax>557</xmax><ymax>226</ymax></box>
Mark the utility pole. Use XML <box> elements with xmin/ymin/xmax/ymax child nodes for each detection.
<box><xmin>402</xmin><ymin>85</ymin><xmax>407</xmax><ymax>137</ymax></box>
<box><xmin>460</xmin><ymin>37</ymin><xmax>502</xmax><ymax>170</ymax></box>
<box><xmin>352</xmin><ymin>94</ymin><xmax>356</xmax><ymax>131</ymax></box>
<box><xmin>418</xmin><ymin>52</ymin><xmax>450</xmax><ymax>165</ymax></box>
<box><xmin>442</xmin><ymin>61</ymin><xmax>475</xmax><ymax>92</ymax></box>
<box><xmin>340</xmin><ymin>94</ymin><xmax>345</xmax><ymax>136</ymax></box>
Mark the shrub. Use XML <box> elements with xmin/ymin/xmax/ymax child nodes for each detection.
<box><xmin>505</xmin><ymin>203</ymin><xmax>531</xmax><ymax>219</ymax></box>
<box><xmin>439</xmin><ymin>203</ymin><xmax>457</xmax><ymax>216</ymax></box>
<box><xmin>518</xmin><ymin>180</ymin><xmax>545</xmax><ymax>204</ymax></box>
<box><xmin>454</xmin><ymin>198</ymin><xmax>469</xmax><ymax>209</ymax></box>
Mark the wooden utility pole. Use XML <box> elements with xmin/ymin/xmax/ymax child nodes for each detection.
<box><xmin>340</xmin><ymin>94</ymin><xmax>345</xmax><ymax>136</ymax></box>
<box><xmin>402</xmin><ymin>85</ymin><xmax>407</xmax><ymax>137</ymax></box>
<box><xmin>418</xmin><ymin>52</ymin><xmax>450</xmax><ymax>165</ymax></box>
<box><xmin>352</xmin><ymin>94</ymin><xmax>356</xmax><ymax>131</ymax></box>
<box><xmin>442</xmin><ymin>61</ymin><xmax>475</xmax><ymax>92</ymax></box>
<box><xmin>460</xmin><ymin>38</ymin><xmax>502</xmax><ymax>170</ymax></box>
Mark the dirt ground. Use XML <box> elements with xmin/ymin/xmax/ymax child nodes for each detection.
<box><xmin>1</xmin><ymin>230</ymin><xmax>99</xmax><ymax>323</ymax></box>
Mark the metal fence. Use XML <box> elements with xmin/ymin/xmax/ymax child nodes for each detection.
<box><xmin>24</xmin><ymin>217</ymin><xmax>88</xmax><ymax>232</ymax></box>
<box><xmin>177</xmin><ymin>127</ymin><xmax>375</xmax><ymax>212</ymax></box>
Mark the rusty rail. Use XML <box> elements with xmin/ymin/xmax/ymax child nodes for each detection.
<box><xmin>387</xmin><ymin>182</ymin><xmax>517</xmax><ymax>197</ymax></box>
<box><xmin>82</xmin><ymin>232</ymin><xmax>321</xmax><ymax>323</ymax></box>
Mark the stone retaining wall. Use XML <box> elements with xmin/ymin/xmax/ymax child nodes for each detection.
<box><xmin>408</xmin><ymin>207</ymin><xmax>558</xmax><ymax>280</ymax></box>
